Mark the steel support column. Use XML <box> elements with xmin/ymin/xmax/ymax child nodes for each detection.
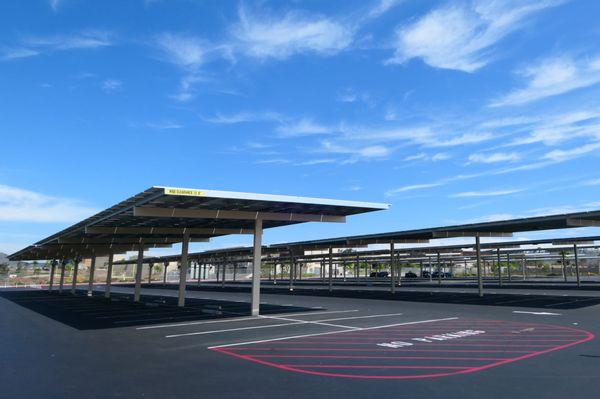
<box><xmin>561</xmin><ymin>252</ymin><xmax>568</xmax><ymax>282</ymax></box>
<box><xmin>134</xmin><ymin>246</ymin><xmax>144</xmax><ymax>302</ymax></box>
<box><xmin>105</xmin><ymin>252</ymin><xmax>113</xmax><ymax>299</ymax></box>
<box><xmin>58</xmin><ymin>259</ymin><xmax>66</xmax><ymax>293</ymax></box>
<box><xmin>289</xmin><ymin>258</ymin><xmax>295</xmax><ymax>291</ymax></box>
<box><xmin>71</xmin><ymin>257</ymin><xmax>79</xmax><ymax>295</ymax></box>
<box><xmin>574</xmin><ymin>244</ymin><xmax>581</xmax><ymax>288</ymax></box>
<box><xmin>497</xmin><ymin>248</ymin><xmax>502</xmax><ymax>288</ymax></box>
<box><xmin>163</xmin><ymin>261</ymin><xmax>168</xmax><ymax>285</ymax></box>
<box><xmin>48</xmin><ymin>260</ymin><xmax>57</xmax><ymax>291</ymax></box>
<box><xmin>87</xmin><ymin>255</ymin><xmax>96</xmax><ymax>297</ymax></box>
<box><xmin>251</xmin><ymin>218</ymin><xmax>263</xmax><ymax>316</ymax></box>
<box><xmin>178</xmin><ymin>233</ymin><xmax>190</xmax><ymax>307</ymax></box>
<box><xmin>328</xmin><ymin>246</ymin><xmax>333</xmax><ymax>293</ymax></box>
<box><xmin>476</xmin><ymin>235</ymin><xmax>483</xmax><ymax>297</ymax></box>
<box><xmin>437</xmin><ymin>252</ymin><xmax>442</xmax><ymax>286</ymax></box>
<box><xmin>390</xmin><ymin>242</ymin><xmax>395</xmax><ymax>294</ymax></box>
<box><xmin>221</xmin><ymin>262</ymin><xmax>226</xmax><ymax>289</ymax></box>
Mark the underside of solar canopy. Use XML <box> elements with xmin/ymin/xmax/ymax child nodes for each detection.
<box><xmin>8</xmin><ymin>186</ymin><xmax>390</xmax><ymax>315</ymax></box>
<box><xmin>8</xmin><ymin>186</ymin><xmax>390</xmax><ymax>261</ymax></box>
<box><xmin>269</xmin><ymin>210</ymin><xmax>600</xmax><ymax>248</ymax></box>
<box><xmin>114</xmin><ymin>236</ymin><xmax>600</xmax><ymax>267</ymax></box>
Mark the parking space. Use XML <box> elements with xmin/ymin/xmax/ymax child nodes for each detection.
<box><xmin>2</xmin><ymin>285</ymin><xmax>599</xmax><ymax>399</ymax></box>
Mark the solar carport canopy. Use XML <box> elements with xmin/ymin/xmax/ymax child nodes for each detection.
<box><xmin>9</xmin><ymin>186</ymin><xmax>390</xmax><ymax>261</ymax></box>
<box><xmin>270</xmin><ymin>209</ymin><xmax>600</xmax><ymax>248</ymax></box>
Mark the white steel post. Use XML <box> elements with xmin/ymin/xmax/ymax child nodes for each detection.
<box><xmin>134</xmin><ymin>246</ymin><xmax>144</xmax><ymax>302</ymax></box>
<box><xmin>390</xmin><ymin>242</ymin><xmax>395</xmax><ymax>294</ymax></box>
<box><xmin>58</xmin><ymin>259</ymin><xmax>66</xmax><ymax>293</ymax></box>
<box><xmin>251</xmin><ymin>218</ymin><xmax>263</xmax><ymax>316</ymax></box>
<box><xmin>574</xmin><ymin>244</ymin><xmax>581</xmax><ymax>288</ymax></box>
<box><xmin>178</xmin><ymin>233</ymin><xmax>190</xmax><ymax>307</ymax></box>
<box><xmin>105</xmin><ymin>252</ymin><xmax>113</xmax><ymax>299</ymax></box>
<box><xmin>87</xmin><ymin>255</ymin><xmax>96</xmax><ymax>297</ymax></box>
<box><xmin>328</xmin><ymin>246</ymin><xmax>333</xmax><ymax>292</ymax></box>
<box><xmin>71</xmin><ymin>256</ymin><xmax>79</xmax><ymax>295</ymax></box>
<box><xmin>497</xmin><ymin>248</ymin><xmax>502</xmax><ymax>288</ymax></box>
<box><xmin>476</xmin><ymin>235</ymin><xmax>483</xmax><ymax>297</ymax></box>
<box><xmin>48</xmin><ymin>260</ymin><xmax>57</xmax><ymax>291</ymax></box>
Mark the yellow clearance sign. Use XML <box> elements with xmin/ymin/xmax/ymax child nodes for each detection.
<box><xmin>164</xmin><ymin>188</ymin><xmax>205</xmax><ymax>197</ymax></box>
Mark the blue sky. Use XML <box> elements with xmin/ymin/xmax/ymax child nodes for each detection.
<box><xmin>1</xmin><ymin>0</ymin><xmax>600</xmax><ymax>255</ymax></box>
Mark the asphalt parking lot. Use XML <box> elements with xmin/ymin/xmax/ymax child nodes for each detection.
<box><xmin>1</xmin><ymin>284</ymin><xmax>599</xmax><ymax>399</ymax></box>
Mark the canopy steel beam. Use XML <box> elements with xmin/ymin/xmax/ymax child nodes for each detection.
<box><xmin>133</xmin><ymin>206</ymin><xmax>346</xmax><ymax>223</ymax></box>
<box><xmin>433</xmin><ymin>231</ymin><xmax>513</xmax><ymax>238</ymax></box>
<box><xmin>566</xmin><ymin>218</ymin><xmax>600</xmax><ymax>227</ymax></box>
<box><xmin>85</xmin><ymin>226</ymin><xmax>253</xmax><ymax>235</ymax></box>
<box><xmin>56</xmin><ymin>237</ymin><xmax>208</xmax><ymax>244</ymax></box>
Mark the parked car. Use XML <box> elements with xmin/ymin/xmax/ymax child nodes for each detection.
<box><xmin>431</xmin><ymin>271</ymin><xmax>453</xmax><ymax>279</ymax></box>
<box><xmin>369</xmin><ymin>271</ymin><xmax>389</xmax><ymax>278</ymax></box>
<box><xmin>421</xmin><ymin>271</ymin><xmax>431</xmax><ymax>278</ymax></box>
<box><xmin>404</xmin><ymin>271</ymin><xmax>418</xmax><ymax>278</ymax></box>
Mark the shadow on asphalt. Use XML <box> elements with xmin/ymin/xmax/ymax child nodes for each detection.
<box><xmin>0</xmin><ymin>289</ymin><xmax>317</xmax><ymax>330</ymax></box>
<box><xmin>134</xmin><ymin>282</ymin><xmax>600</xmax><ymax>310</ymax></box>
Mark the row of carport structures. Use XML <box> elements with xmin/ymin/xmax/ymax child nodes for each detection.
<box><xmin>9</xmin><ymin>186</ymin><xmax>600</xmax><ymax>315</ymax></box>
<box><xmin>116</xmin><ymin>235</ymin><xmax>599</xmax><ymax>290</ymax></box>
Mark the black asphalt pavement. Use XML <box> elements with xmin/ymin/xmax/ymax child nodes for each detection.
<box><xmin>1</xmin><ymin>283</ymin><xmax>599</xmax><ymax>399</ymax></box>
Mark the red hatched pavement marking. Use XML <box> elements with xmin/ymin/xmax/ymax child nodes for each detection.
<box><xmin>209</xmin><ymin>317</ymin><xmax>594</xmax><ymax>380</ymax></box>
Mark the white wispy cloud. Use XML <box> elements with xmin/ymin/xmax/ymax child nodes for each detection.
<box><xmin>255</xmin><ymin>158</ymin><xmax>290</xmax><ymax>165</ymax></box>
<box><xmin>320</xmin><ymin>141</ymin><xmax>391</xmax><ymax>161</ymax></box>
<box><xmin>276</xmin><ymin>119</ymin><xmax>334</xmax><ymax>137</ymax></box>
<box><xmin>155</xmin><ymin>33</ymin><xmax>209</xmax><ymax>102</ymax></box>
<box><xmin>404</xmin><ymin>153</ymin><xmax>427</xmax><ymax>161</ymax></box>
<box><xmin>2</xmin><ymin>31</ymin><xmax>113</xmax><ymax>61</ymax></box>
<box><xmin>156</xmin><ymin>33</ymin><xmax>205</xmax><ymax>69</ymax></box>
<box><xmin>542</xmin><ymin>141</ymin><xmax>600</xmax><ymax>162</ymax></box>
<box><xmin>506</xmin><ymin>110</ymin><xmax>600</xmax><ymax>146</ymax></box>
<box><xmin>296</xmin><ymin>159</ymin><xmax>337</xmax><ymax>166</ymax></box>
<box><xmin>2</xmin><ymin>48</ymin><xmax>40</xmax><ymax>60</ymax></box>
<box><xmin>231</xmin><ymin>6</ymin><xmax>353</xmax><ymax>60</ymax></box>
<box><xmin>101</xmin><ymin>78</ymin><xmax>122</xmax><ymax>92</ymax></box>
<box><xmin>138</xmin><ymin>121</ymin><xmax>183</xmax><ymax>130</ymax></box>
<box><xmin>367</xmin><ymin>0</ymin><xmax>404</xmax><ymax>19</ymax></box>
<box><xmin>468</xmin><ymin>152</ymin><xmax>521</xmax><ymax>163</ymax></box>
<box><xmin>424</xmin><ymin>133</ymin><xmax>492</xmax><ymax>147</ymax></box>
<box><xmin>386</xmin><ymin>182</ymin><xmax>443</xmax><ymax>195</ymax></box>
<box><xmin>451</xmin><ymin>188</ymin><xmax>524</xmax><ymax>198</ymax></box>
<box><xmin>201</xmin><ymin>111</ymin><xmax>282</xmax><ymax>124</ymax></box>
<box><xmin>49</xmin><ymin>0</ymin><xmax>62</xmax><ymax>11</ymax></box>
<box><xmin>336</xmin><ymin>88</ymin><xmax>375</xmax><ymax>107</ymax></box>
<box><xmin>491</xmin><ymin>54</ymin><xmax>600</xmax><ymax>106</ymax></box>
<box><xmin>0</xmin><ymin>184</ymin><xmax>97</xmax><ymax>223</ymax></box>
<box><xmin>26</xmin><ymin>31</ymin><xmax>113</xmax><ymax>50</ymax></box>
<box><xmin>387</xmin><ymin>0</ymin><xmax>563</xmax><ymax>72</ymax></box>
<box><xmin>583</xmin><ymin>178</ymin><xmax>600</xmax><ymax>186</ymax></box>
<box><xmin>404</xmin><ymin>152</ymin><xmax>450</xmax><ymax>162</ymax></box>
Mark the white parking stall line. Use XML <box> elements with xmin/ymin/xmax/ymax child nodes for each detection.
<box><xmin>139</xmin><ymin>309</ymin><xmax>358</xmax><ymax>331</ymax></box>
<box><xmin>258</xmin><ymin>315</ymin><xmax>361</xmax><ymax>330</ymax></box>
<box><xmin>546</xmin><ymin>297</ymin><xmax>600</xmax><ymax>307</ymax></box>
<box><xmin>165</xmin><ymin>321</ymin><xmax>306</xmax><ymax>338</ymax></box>
<box><xmin>208</xmin><ymin>317</ymin><xmax>459</xmax><ymax>349</ymax></box>
<box><xmin>312</xmin><ymin>312</ymin><xmax>404</xmax><ymax>323</ymax></box>
<box><xmin>513</xmin><ymin>311</ymin><xmax>562</xmax><ymax>316</ymax></box>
